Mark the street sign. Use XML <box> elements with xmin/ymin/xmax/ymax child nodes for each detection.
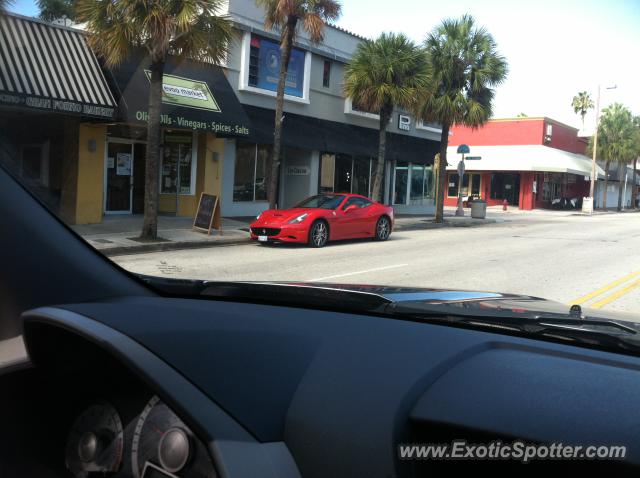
<box><xmin>465</xmin><ymin>156</ymin><xmax>481</xmax><ymax>160</ymax></box>
<box><xmin>456</xmin><ymin>144</ymin><xmax>470</xmax><ymax>154</ymax></box>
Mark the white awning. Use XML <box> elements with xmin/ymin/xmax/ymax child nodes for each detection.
<box><xmin>446</xmin><ymin>145</ymin><xmax>605</xmax><ymax>178</ymax></box>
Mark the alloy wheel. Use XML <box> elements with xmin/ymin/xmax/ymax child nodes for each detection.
<box><xmin>310</xmin><ymin>221</ymin><xmax>328</xmax><ymax>247</ymax></box>
<box><xmin>376</xmin><ymin>217</ymin><xmax>390</xmax><ymax>241</ymax></box>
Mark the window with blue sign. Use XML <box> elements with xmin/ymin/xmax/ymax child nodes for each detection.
<box><xmin>248</xmin><ymin>35</ymin><xmax>306</xmax><ymax>98</ymax></box>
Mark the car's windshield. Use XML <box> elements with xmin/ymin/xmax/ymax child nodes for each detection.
<box><xmin>295</xmin><ymin>195</ymin><xmax>346</xmax><ymax>210</ymax></box>
<box><xmin>0</xmin><ymin>0</ymin><xmax>639</xmax><ymax>338</ymax></box>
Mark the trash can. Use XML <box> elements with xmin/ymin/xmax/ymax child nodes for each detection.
<box><xmin>470</xmin><ymin>200</ymin><xmax>487</xmax><ymax>219</ymax></box>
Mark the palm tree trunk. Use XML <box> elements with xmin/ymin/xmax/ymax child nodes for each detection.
<box><xmin>603</xmin><ymin>160</ymin><xmax>609</xmax><ymax>210</ymax></box>
<box><xmin>140</xmin><ymin>59</ymin><xmax>164</xmax><ymax>240</ymax></box>
<box><xmin>371</xmin><ymin>105</ymin><xmax>392</xmax><ymax>202</ymax></box>
<box><xmin>267</xmin><ymin>19</ymin><xmax>297</xmax><ymax>210</ymax></box>
<box><xmin>434</xmin><ymin>123</ymin><xmax>450</xmax><ymax>223</ymax></box>
<box><xmin>617</xmin><ymin>163</ymin><xmax>625</xmax><ymax>211</ymax></box>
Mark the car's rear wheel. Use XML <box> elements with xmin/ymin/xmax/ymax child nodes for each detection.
<box><xmin>375</xmin><ymin>216</ymin><xmax>391</xmax><ymax>241</ymax></box>
<box><xmin>308</xmin><ymin>221</ymin><xmax>328</xmax><ymax>248</ymax></box>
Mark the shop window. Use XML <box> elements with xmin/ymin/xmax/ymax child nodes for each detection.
<box><xmin>233</xmin><ymin>141</ymin><xmax>271</xmax><ymax>202</ymax></box>
<box><xmin>320</xmin><ymin>153</ymin><xmax>380</xmax><ymax>199</ymax></box>
<box><xmin>491</xmin><ymin>173</ymin><xmax>520</xmax><ymax>204</ymax></box>
<box><xmin>319</xmin><ymin>153</ymin><xmax>335</xmax><ymax>193</ymax></box>
<box><xmin>322</xmin><ymin>60</ymin><xmax>331</xmax><ymax>88</ymax></box>
<box><xmin>161</xmin><ymin>133</ymin><xmax>194</xmax><ymax>195</ymax></box>
<box><xmin>334</xmin><ymin>154</ymin><xmax>352</xmax><ymax>193</ymax></box>
<box><xmin>448</xmin><ymin>173</ymin><xmax>459</xmax><ymax>197</ymax></box>
<box><xmin>410</xmin><ymin>165</ymin><xmax>433</xmax><ymax>200</ymax></box>
<box><xmin>353</xmin><ymin>156</ymin><xmax>371</xmax><ymax>196</ymax></box>
<box><xmin>247</xmin><ymin>34</ymin><xmax>306</xmax><ymax>98</ymax></box>
<box><xmin>471</xmin><ymin>174</ymin><xmax>481</xmax><ymax>197</ymax></box>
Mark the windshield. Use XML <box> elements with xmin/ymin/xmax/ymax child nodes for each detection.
<box><xmin>1</xmin><ymin>1</ymin><xmax>639</xmax><ymax>337</ymax></box>
<box><xmin>295</xmin><ymin>195</ymin><xmax>346</xmax><ymax>209</ymax></box>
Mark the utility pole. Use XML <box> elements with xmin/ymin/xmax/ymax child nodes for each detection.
<box><xmin>588</xmin><ymin>85</ymin><xmax>601</xmax><ymax>205</ymax></box>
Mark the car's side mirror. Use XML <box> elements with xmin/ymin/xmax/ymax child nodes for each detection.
<box><xmin>344</xmin><ymin>205</ymin><xmax>357</xmax><ymax>213</ymax></box>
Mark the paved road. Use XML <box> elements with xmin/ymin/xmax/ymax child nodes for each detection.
<box><xmin>114</xmin><ymin>212</ymin><xmax>640</xmax><ymax>318</ymax></box>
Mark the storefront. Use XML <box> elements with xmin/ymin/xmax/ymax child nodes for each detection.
<box><xmin>0</xmin><ymin>13</ymin><xmax>117</xmax><ymax>224</ymax></box>
<box><xmin>99</xmin><ymin>52</ymin><xmax>253</xmax><ymax>220</ymax></box>
<box><xmin>221</xmin><ymin>105</ymin><xmax>439</xmax><ymax>217</ymax></box>
<box><xmin>444</xmin><ymin>145</ymin><xmax>603</xmax><ymax>210</ymax></box>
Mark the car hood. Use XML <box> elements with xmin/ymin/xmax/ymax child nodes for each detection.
<box><xmin>141</xmin><ymin>276</ymin><xmax>640</xmax><ymax>328</ymax></box>
<box><xmin>296</xmin><ymin>282</ymin><xmax>640</xmax><ymax>325</ymax></box>
<box><xmin>253</xmin><ymin>209</ymin><xmax>309</xmax><ymax>225</ymax></box>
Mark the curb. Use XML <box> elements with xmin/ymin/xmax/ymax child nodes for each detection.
<box><xmin>395</xmin><ymin>218</ymin><xmax>497</xmax><ymax>231</ymax></box>
<box><xmin>97</xmin><ymin>219</ymin><xmax>498</xmax><ymax>256</ymax></box>
<box><xmin>99</xmin><ymin>235</ymin><xmax>250</xmax><ymax>257</ymax></box>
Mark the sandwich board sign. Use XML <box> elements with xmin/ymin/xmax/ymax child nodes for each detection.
<box><xmin>193</xmin><ymin>193</ymin><xmax>222</xmax><ymax>235</ymax></box>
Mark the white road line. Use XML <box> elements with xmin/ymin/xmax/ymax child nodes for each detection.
<box><xmin>309</xmin><ymin>264</ymin><xmax>409</xmax><ymax>282</ymax></box>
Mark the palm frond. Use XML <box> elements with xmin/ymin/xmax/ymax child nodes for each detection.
<box><xmin>420</xmin><ymin>14</ymin><xmax>508</xmax><ymax>128</ymax></box>
<box><xmin>76</xmin><ymin>0</ymin><xmax>232</xmax><ymax>66</ymax></box>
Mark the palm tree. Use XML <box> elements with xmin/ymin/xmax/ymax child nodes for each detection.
<box><xmin>37</xmin><ymin>0</ymin><xmax>75</xmax><ymax>23</ymax></box>
<box><xmin>419</xmin><ymin>14</ymin><xmax>508</xmax><ymax>223</ymax></box>
<box><xmin>591</xmin><ymin>103</ymin><xmax>636</xmax><ymax>210</ymax></box>
<box><xmin>344</xmin><ymin>33</ymin><xmax>430</xmax><ymax>202</ymax></box>
<box><xmin>76</xmin><ymin>0</ymin><xmax>232</xmax><ymax>240</ymax></box>
<box><xmin>256</xmin><ymin>0</ymin><xmax>341</xmax><ymax>209</ymax></box>
<box><xmin>572</xmin><ymin>91</ymin><xmax>594</xmax><ymax>130</ymax></box>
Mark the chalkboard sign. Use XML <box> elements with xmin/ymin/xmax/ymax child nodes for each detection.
<box><xmin>193</xmin><ymin>193</ymin><xmax>222</xmax><ymax>235</ymax></box>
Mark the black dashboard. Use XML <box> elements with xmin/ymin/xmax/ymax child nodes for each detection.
<box><xmin>1</xmin><ymin>298</ymin><xmax>640</xmax><ymax>477</ymax></box>
<box><xmin>0</xmin><ymin>330</ymin><xmax>216</xmax><ymax>478</ymax></box>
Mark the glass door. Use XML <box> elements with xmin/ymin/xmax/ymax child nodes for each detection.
<box><xmin>393</xmin><ymin>163</ymin><xmax>408</xmax><ymax>205</ymax></box>
<box><xmin>105</xmin><ymin>141</ymin><xmax>134</xmax><ymax>213</ymax></box>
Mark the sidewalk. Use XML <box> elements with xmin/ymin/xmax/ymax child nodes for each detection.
<box><xmin>72</xmin><ymin>215</ymin><xmax>252</xmax><ymax>256</ymax></box>
<box><xmin>73</xmin><ymin>211</ymin><xmax>498</xmax><ymax>256</ymax></box>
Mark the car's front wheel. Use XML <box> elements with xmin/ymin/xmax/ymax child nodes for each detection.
<box><xmin>375</xmin><ymin>216</ymin><xmax>391</xmax><ymax>241</ymax></box>
<box><xmin>308</xmin><ymin>220</ymin><xmax>329</xmax><ymax>248</ymax></box>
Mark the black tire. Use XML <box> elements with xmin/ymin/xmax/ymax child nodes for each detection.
<box><xmin>308</xmin><ymin>220</ymin><xmax>329</xmax><ymax>248</ymax></box>
<box><xmin>374</xmin><ymin>216</ymin><xmax>391</xmax><ymax>241</ymax></box>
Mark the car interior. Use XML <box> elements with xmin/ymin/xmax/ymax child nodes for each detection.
<box><xmin>1</xmin><ymin>161</ymin><xmax>640</xmax><ymax>477</ymax></box>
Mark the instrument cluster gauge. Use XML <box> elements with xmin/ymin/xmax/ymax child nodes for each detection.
<box><xmin>65</xmin><ymin>401</ymin><xmax>124</xmax><ymax>478</ymax></box>
<box><xmin>132</xmin><ymin>395</ymin><xmax>217</xmax><ymax>478</ymax></box>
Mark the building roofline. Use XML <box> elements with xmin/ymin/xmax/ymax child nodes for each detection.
<box><xmin>326</xmin><ymin>22</ymin><xmax>369</xmax><ymax>41</ymax></box>
<box><xmin>482</xmin><ymin>116</ymin><xmax>580</xmax><ymax>132</ymax></box>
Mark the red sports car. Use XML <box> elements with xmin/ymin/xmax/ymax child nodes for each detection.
<box><xmin>250</xmin><ymin>193</ymin><xmax>394</xmax><ymax>247</ymax></box>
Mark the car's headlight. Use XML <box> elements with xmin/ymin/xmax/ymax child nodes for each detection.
<box><xmin>287</xmin><ymin>213</ymin><xmax>308</xmax><ymax>224</ymax></box>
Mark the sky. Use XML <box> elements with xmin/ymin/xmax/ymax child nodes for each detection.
<box><xmin>8</xmin><ymin>0</ymin><xmax>640</xmax><ymax>130</ymax></box>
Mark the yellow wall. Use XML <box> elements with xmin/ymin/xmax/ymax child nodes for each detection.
<box><xmin>65</xmin><ymin>123</ymin><xmax>106</xmax><ymax>224</ymax></box>
<box><xmin>158</xmin><ymin>132</ymin><xmax>224</xmax><ymax>217</ymax></box>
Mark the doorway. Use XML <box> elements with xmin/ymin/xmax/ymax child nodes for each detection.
<box><xmin>105</xmin><ymin>140</ymin><xmax>146</xmax><ymax>214</ymax></box>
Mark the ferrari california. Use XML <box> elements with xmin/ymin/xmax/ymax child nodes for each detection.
<box><xmin>249</xmin><ymin>193</ymin><xmax>394</xmax><ymax>247</ymax></box>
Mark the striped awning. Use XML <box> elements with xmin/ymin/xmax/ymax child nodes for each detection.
<box><xmin>0</xmin><ymin>13</ymin><xmax>115</xmax><ymax>119</ymax></box>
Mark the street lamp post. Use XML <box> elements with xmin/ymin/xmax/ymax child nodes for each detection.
<box><xmin>455</xmin><ymin>144</ymin><xmax>470</xmax><ymax>217</ymax></box>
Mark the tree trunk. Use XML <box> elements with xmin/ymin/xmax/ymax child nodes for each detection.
<box><xmin>633</xmin><ymin>157</ymin><xmax>638</xmax><ymax>209</ymax></box>
<box><xmin>602</xmin><ymin>160</ymin><xmax>609</xmax><ymax>210</ymax></box>
<box><xmin>140</xmin><ymin>59</ymin><xmax>164</xmax><ymax>240</ymax></box>
<box><xmin>267</xmin><ymin>19</ymin><xmax>297</xmax><ymax>210</ymax></box>
<box><xmin>371</xmin><ymin>104</ymin><xmax>392</xmax><ymax>202</ymax></box>
<box><xmin>617</xmin><ymin>162</ymin><xmax>625</xmax><ymax>211</ymax></box>
<box><xmin>434</xmin><ymin>123</ymin><xmax>450</xmax><ymax>223</ymax></box>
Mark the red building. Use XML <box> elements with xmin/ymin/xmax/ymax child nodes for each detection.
<box><xmin>444</xmin><ymin>117</ymin><xmax>603</xmax><ymax>210</ymax></box>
